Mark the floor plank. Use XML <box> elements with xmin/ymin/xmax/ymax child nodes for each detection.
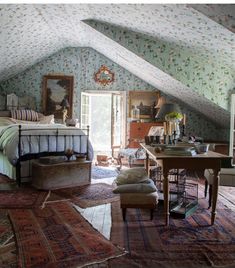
<box><xmin>74</xmin><ymin>203</ymin><xmax>111</xmax><ymax>240</ymax></box>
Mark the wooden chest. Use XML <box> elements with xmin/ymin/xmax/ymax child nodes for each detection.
<box><xmin>32</xmin><ymin>160</ymin><xmax>91</xmax><ymax>190</ymax></box>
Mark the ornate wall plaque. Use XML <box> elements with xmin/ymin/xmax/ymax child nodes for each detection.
<box><xmin>94</xmin><ymin>65</ymin><xmax>114</xmax><ymax>86</ymax></box>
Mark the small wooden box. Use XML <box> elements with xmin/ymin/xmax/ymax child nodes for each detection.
<box><xmin>32</xmin><ymin>160</ymin><xmax>91</xmax><ymax>190</ymax></box>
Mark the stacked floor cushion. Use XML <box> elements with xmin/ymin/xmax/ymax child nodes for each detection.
<box><xmin>113</xmin><ymin>167</ymin><xmax>158</xmax><ymax>220</ymax></box>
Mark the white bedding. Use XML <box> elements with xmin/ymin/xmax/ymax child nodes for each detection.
<box><xmin>0</xmin><ymin>123</ymin><xmax>93</xmax><ymax>166</ymax></box>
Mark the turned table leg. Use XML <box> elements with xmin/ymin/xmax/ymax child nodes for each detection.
<box><xmin>163</xmin><ymin>169</ymin><xmax>170</xmax><ymax>226</ymax></box>
<box><xmin>211</xmin><ymin>169</ymin><xmax>220</xmax><ymax>225</ymax></box>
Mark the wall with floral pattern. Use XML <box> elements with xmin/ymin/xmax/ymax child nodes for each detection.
<box><xmin>86</xmin><ymin>20</ymin><xmax>235</xmax><ymax>111</ymax></box>
<box><xmin>0</xmin><ymin>47</ymin><xmax>228</xmax><ymax>141</ymax></box>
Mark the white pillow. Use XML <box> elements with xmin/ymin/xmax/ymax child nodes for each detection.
<box><xmin>10</xmin><ymin>115</ymin><xmax>54</xmax><ymax>125</ymax></box>
<box><xmin>113</xmin><ymin>179</ymin><xmax>157</xmax><ymax>193</ymax></box>
<box><xmin>0</xmin><ymin>117</ymin><xmax>16</xmax><ymax>126</ymax></box>
<box><xmin>115</xmin><ymin>167</ymin><xmax>149</xmax><ymax>185</ymax></box>
<box><xmin>10</xmin><ymin>118</ymin><xmax>40</xmax><ymax>125</ymax></box>
<box><xmin>39</xmin><ymin>115</ymin><xmax>55</xmax><ymax>124</ymax></box>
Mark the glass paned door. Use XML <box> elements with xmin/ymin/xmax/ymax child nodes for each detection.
<box><xmin>81</xmin><ymin>91</ymin><xmax>125</xmax><ymax>159</ymax></box>
<box><xmin>81</xmin><ymin>92</ymin><xmax>90</xmax><ymax>129</ymax></box>
<box><xmin>111</xmin><ymin>93</ymin><xmax>124</xmax><ymax>157</ymax></box>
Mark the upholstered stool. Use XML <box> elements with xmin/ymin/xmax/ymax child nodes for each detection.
<box><xmin>113</xmin><ymin>167</ymin><xmax>158</xmax><ymax>220</ymax></box>
<box><xmin>119</xmin><ymin>192</ymin><xmax>158</xmax><ymax>220</ymax></box>
<box><xmin>204</xmin><ymin>168</ymin><xmax>235</xmax><ymax>208</ymax></box>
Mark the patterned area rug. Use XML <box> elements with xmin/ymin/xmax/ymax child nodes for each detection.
<box><xmin>0</xmin><ymin>188</ymin><xmax>49</xmax><ymax>209</ymax></box>
<box><xmin>110</xmin><ymin>197</ymin><xmax>235</xmax><ymax>268</ymax></box>
<box><xmin>92</xmin><ymin>166</ymin><xmax>119</xmax><ymax>180</ymax></box>
<box><xmin>0</xmin><ymin>243</ymin><xmax>17</xmax><ymax>268</ymax></box>
<box><xmin>0</xmin><ymin>210</ymin><xmax>17</xmax><ymax>268</ymax></box>
<box><xmin>50</xmin><ymin>183</ymin><xmax>119</xmax><ymax>208</ymax></box>
<box><xmin>0</xmin><ymin>210</ymin><xmax>14</xmax><ymax>247</ymax></box>
<box><xmin>9</xmin><ymin>202</ymin><xmax>125</xmax><ymax>268</ymax></box>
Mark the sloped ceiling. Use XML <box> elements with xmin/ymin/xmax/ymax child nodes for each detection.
<box><xmin>190</xmin><ymin>4</ymin><xmax>235</xmax><ymax>33</ymax></box>
<box><xmin>0</xmin><ymin>4</ymin><xmax>234</xmax><ymax>127</ymax></box>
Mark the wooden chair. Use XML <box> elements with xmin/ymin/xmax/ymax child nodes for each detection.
<box><xmin>204</xmin><ymin>168</ymin><xmax>235</xmax><ymax>208</ymax></box>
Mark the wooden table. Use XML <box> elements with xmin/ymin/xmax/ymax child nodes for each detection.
<box><xmin>140</xmin><ymin>143</ymin><xmax>231</xmax><ymax>226</ymax></box>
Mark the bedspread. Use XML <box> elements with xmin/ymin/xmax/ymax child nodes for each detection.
<box><xmin>0</xmin><ymin>124</ymin><xmax>93</xmax><ymax>165</ymax></box>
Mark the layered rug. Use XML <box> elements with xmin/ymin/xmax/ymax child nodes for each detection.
<box><xmin>92</xmin><ymin>166</ymin><xmax>119</xmax><ymax>180</ymax></box>
<box><xmin>8</xmin><ymin>202</ymin><xmax>125</xmax><ymax>268</ymax></box>
<box><xmin>0</xmin><ymin>210</ymin><xmax>17</xmax><ymax>268</ymax></box>
<box><xmin>0</xmin><ymin>188</ymin><xmax>49</xmax><ymax>209</ymax></box>
<box><xmin>109</xmin><ymin>196</ymin><xmax>235</xmax><ymax>268</ymax></box>
<box><xmin>50</xmin><ymin>183</ymin><xmax>119</xmax><ymax>208</ymax></box>
<box><xmin>0</xmin><ymin>210</ymin><xmax>14</xmax><ymax>247</ymax></box>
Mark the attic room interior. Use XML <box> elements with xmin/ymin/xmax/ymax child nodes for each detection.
<box><xmin>0</xmin><ymin>2</ymin><xmax>235</xmax><ymax>268</ymax></box>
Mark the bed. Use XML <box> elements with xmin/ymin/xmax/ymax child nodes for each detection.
<box><xmin>0</xmin><ymin>111</ymin><xmax>93</xmax><ymax>185</ymax></box>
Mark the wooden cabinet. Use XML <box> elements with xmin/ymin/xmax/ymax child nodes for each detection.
<box><xmin>128</xmin><ymin>122</ymin><xmax>163</xmax><ymax>148</ymax></box>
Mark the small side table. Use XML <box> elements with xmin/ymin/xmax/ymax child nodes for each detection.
<box><xmin>32</xmin><ymin>159</ymin><xmax>91</xmax><ymax>190</ymax></box>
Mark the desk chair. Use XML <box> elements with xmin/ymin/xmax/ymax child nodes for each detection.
<box><xmin>204</xmin><ymin>168</ymin><xmax>235</xmax><ymax>208</ymax></box>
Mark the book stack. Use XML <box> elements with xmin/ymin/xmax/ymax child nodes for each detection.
<box><xmin>164</xmin><ymin>146</ymin><xmax>197</xmax><ymax>156</ymax></box>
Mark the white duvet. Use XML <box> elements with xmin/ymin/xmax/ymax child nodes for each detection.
<box><xmin>0</xmin><ymin>123</ymin><xmax>93</xmax><ymax>165</ymax></box>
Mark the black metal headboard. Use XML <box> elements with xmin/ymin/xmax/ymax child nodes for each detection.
<box><xmin>16</xmin><ymin>125</ymin><xmax>90</xmax><ymax>186</ymax></box>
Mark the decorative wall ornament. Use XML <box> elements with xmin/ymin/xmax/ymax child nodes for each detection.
<box><xmin>94</xmin><ymin>65</ymin><xmax>114</xmax><ymax>86</ymax></box>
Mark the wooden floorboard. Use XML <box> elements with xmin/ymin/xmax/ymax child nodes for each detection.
<box><xmin>74</xmin><ymin>182</ymin><xmax>235</xmax><ymax>242</ymax></box>
<box><xmin>74</xmin><ymin>203</ymin><xmax>111</xmax><ymax>240</ymax></box>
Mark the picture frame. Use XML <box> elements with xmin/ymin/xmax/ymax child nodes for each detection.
<box><xmin>129</xmin><ymin>91</ymin><xmax>160</xmax><ymax>120</ymax></box>
<box><xmin>42</xmin><ymin>75</ymin><xmax>74</xmax><ymax>120</ymax></box>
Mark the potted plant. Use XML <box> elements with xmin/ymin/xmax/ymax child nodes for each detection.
<box><xmin>165</xmin><ymin>112</ymin><xmax>183</xmax><ymax>122</ymax></box>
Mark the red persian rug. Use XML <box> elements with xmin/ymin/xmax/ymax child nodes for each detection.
<box><xmin>0</xmin><ymin>188</ymin><xmax>49</xmax><ymax>209</ymax></box>
<box><xmin>0</xmin><ymin>210</ymin><xmax>17</xmax><ymax>268</ymax></box>
<box><xmin>0</xmin><ymin>243</ymin><xmax>17</xmax><ymax>268</ymax></box>
<box><xmin>51</xmin><ymin>183</ymin><xmax>119</xmax><ymax>208</ymax></box>
<box><xmin>109</xmin><ymin>197</ymin><xmax>235</xmax><ymax>268</ymax></box>
<box><xmin>9</xmin><ymin>202</ymin><xmax>125</xmax><ymax>268</ymax></box>
<box><xmin>0</xmin><ymin>210</ymin><xmax>14</xmax><ymax>247</ymax></box>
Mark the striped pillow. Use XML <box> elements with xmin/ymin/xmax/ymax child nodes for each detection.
<box><xmin>11</xmin><ymin>109</ymin><xmax>39</xmax><ymax>121</ymax></box>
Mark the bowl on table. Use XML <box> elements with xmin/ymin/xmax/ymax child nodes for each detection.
<box><xmin>195</xmin><ymin>144</ymin><xmax>209</xmax><ymax>154</ymax></box>
<box><xmin>76</xmin><ymin>154</ymin><xmax>86</xmax><ymax>162</ymax></box>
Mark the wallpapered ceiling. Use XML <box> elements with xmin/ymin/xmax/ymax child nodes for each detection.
<box><xmin>86</xmin><ymin>20</ymin><xmax>234</xmax><ymax>111</ymax></box>
<box><xmin>190</xmin><ymin>4</ymin><xmax>235</xmax><ymax>33</ymax></box>
<box><xmin>0</xmin><ymin>47</ymin><xmax>228</xmax><ymax>141</ymax></box>
<box><xmin>0</xmin><ymin>4</ymin><xmax>234</xmax><ymax>128</ymax></box>
<box><xmin>83</xmin><ymin>22</ymin><xmax>231</xmax><ymax>128</ymax></box>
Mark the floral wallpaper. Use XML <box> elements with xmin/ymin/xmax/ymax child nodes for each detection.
<box><xmin>0</xmin><ymin>4</ymin><xmax>233</xmax><ymax>83</ymax></box>
<box><xmin>0</xmin><ymin>4</ymin><xmax>233</xmax><ymax>129</ymax></box>
<box><xmin>0</xmin><ymin>47</ymin><xmax>228</xmax><ymax>141</ymax></box>
<box><xmin>190</xmin><ymin>4</ymin><xmax>235</xmax><ymax>33</ymax></box>
<box><xmin>86</xmin><ymin>20</ymin><xmax>235</xmax><ymax>111</ymax></box>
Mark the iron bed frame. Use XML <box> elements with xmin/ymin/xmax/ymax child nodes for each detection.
<box><xmin>16</xmin><ymin>125</ymin><xmax>90</xmax><ymax>186</ymax></box>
